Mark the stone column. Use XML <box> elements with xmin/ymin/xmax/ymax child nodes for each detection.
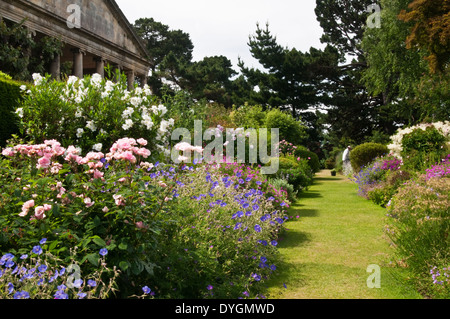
<box><xmin>139</xmin><ymin>74</ymin><xmax>148</xmax><ymax>88</ymax></box>
<box><xmin>71</xmin><ymin>48</ymin><xmax>84</xmax><ymax>78</ymax></box>
<box><xmin>94</xmin><ymin>57</ymin><xmax>105</xmax><ymax>77</ymax></box>
<box><xmin>49</xmin><ymin>54</ymin><xmax>61</xmax><ymax>80</ymax></box>
<box><xmin>126</xmin><ymin>70</ymin><xmax>135</xmax><ymax>91</ymax></box>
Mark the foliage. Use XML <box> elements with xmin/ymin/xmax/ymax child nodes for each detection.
<box><xmin>293</xmin><ymin>146</ymin><xmax>321</xmax><ymax>173</ymax></box>
<box><xmin>0</xmin><ymin>137</ymin><xmax>173</xmax><ymax>296</ymax></box>
<box><xmin>425</xmin><ymin>154</ymin><xmax>450</xmax><ymax>180</ymax></box>
<box><xmin>15</xmin><ymin>73</ymin><xmax>174</xmax><ymax>161</ymax></box>
<box><xmin>385</xmin><ymin>175</ymin><xmax>450</xmax><ymax>298</ymax></box>
<box><xmin>350</xmin><ymin>142</ymin><xmax>389</xmax><ymax>172</ymax></box>
<box><xmin>0</xmin><ymin>137</ymin><xmax>291</xmax><ymax>299</ymax></box>
<box><xmin>0</xmin><ymin>74</ymin><xmax>24</xmax><ymax>147</ymax></box>
<box><xmin>398</xmin><ymin>0</ymin><xmax>450</xmax><ymax>74</ymax></box>
<box><xmin>264</xmin><ymin>109</ymin><xmax>307</xmax><ymax>146</ymax></box>
<box><xmin>230</xmin><ymin>104</ymin><xmax>267</xmax><ymax>129</ymax></box>
<box><xmin>132</xmin><ymin>17</ymin><xmax>193</xmax><ymax>96</ymax></box>
<box><xmin>267</xmin><ymin>178</ymin><xmax>297</xmax><ymax>203</ymax></box>
<box><xmin>0</xmin><ymin>241</ymin><xmax>123</xmax><ymax>299</ymax></box>
<box><xmin>0</xmin><ymin>19</ymin><xmax>63</xmax><ymax>81</ymax></box>
<box><xmin>154</xmin><ymin>163</ymin><xmax>290</xmax><ymax>298</ymax></box>
<box><xmin>388</xmin><ymin>121</ymin><xmax>450</xmax><ymax>159</ymax></box>
<box><xmin>361</xmin><ymin>0</ymin><xmax>450</xmax><ymax>123</ymax></box>
<box><xmin>401</xmin><ymin>126</ymin><xmax>448</xmax><ymax>171</ymax></box>
<box><xmin>268</xmin><ymin>155</ymin><xmax>313</xmax><ymax>193</ymax></box>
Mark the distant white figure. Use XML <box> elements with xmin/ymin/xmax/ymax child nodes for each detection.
<box><xmin>342</xmin><ymin>146</ymin><xmax>353</xmax><ymax>176</ymax></box>
<box><xmin>342</xmin><ymin>146</ymin><xmax>351</xmax><ymax>163</ymax></box>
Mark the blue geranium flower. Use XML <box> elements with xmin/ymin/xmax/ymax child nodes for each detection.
<box><xmin>254</xmin><ymin>225</ymin><xmax>262</xmax><ymax>233</ymax></box>
<box><xmin>13</xmin><ymin>291</ymin><xmax>30</xmax><ymax>299</ymax></box>
<box><xmin>99</xmin><ymin>248</ymin><xmax>108</xmax><ymax>256</ymax></box>
<box><xmin>142</xmin><ymin>286</ymin><xmax>151</xmax><ymax>294</ymax></box>
<box><xmin>32</xmin><ymin>245</ymin><xmax>43</xmax><ymax>255</ymax></box>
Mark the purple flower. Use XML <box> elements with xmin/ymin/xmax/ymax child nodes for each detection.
<box><xmin>99</xmin><ymin>248</ymin><xmax>108</xmax><ymax>256</ymax></box>
<box><xmin>207</xmin><ymin>285</ymin><xmax>213</xmax><ymax>291</ymax></box>
<box><xmin>39</xmin><ymin>238</ymin><xmax>47</xmax><ymax>245</ymax></box>
<box><xmin>13</xmin><ymin>291</ymin><xmax>30</xmax><ymax>299</ymax></box>
<box><xmin>142</xmin><ymin>286</ymin><xmax>151</xmax><ymax>294</ymax></box>
<box><xmin>32</xmin><ymin>245</ymin><xmax>43</xmax><ymax>255</ymax></box>
<box><xmin>252</xmin><ymin>273</ymin><xmax>261</xmax><ymax>281</ymax></box>
<box><xmin>271</xmin><ymin>240</ymin><xmax>278</xmax><ymax>246</ymax></box>
<box><xmin>38</xmin><ymin>264</ymin><xmax>48</xmax><ymax>273</ymax></box>
<box><xmin>254</xmin><ymin>225</ymin><xmax>262</xmax><ymax>233</ymax></box>
<box><xmin>77</xmin><ymin>292</ymin><xmax>87</xmax><ymax>299</ymax></box>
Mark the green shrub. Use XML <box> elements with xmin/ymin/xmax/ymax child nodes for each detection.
<box><xmin>230</xmin><ymin>104</ymin><xmax>266</xmax><ymax>129</ymax></box>
<box><xmin>350</xmin><ymin>142</ymin><xmax>388</xmax><ymax>172</ymax></box>
<box><xmin>278</xmin><ymin>157</ymin><xmax>299</xmax><ymax>170</ymax></box>
<box><xmin>401</xmin><ymin>126</ymin><xmax>448</xmax><ymax>172</ymax></box>
<box><xmin>0</xmin><ymin>75</ymin><xmax>23</xmax><ymax>147</ymax></box>
<box><xmin>325</xmin><ymin>157</ymin><xmax>335</xmax><ymax>169</ymax></box>
<box><xmin>294</xmin><ymin>146</ymin><xmax>320</xmax><ymax>173</ymax></box>
<box><xmin>367</xmin><ymin>183</ymin><xmax>395</xmax><ymax>207</ymax></box>
<box><xmin>264</xmin><ymin>109</ymin><xmax>307</xmax><ymax>146</ymax></box>
<box><xmin>268</xmin><ymin>178</ymin><xmax>297</xmax><ymax>202</ymax></box>
<box><xmin>16</xmin><ymin>73</ymin><xmax>174</xmax><ymax>161</ymax></box>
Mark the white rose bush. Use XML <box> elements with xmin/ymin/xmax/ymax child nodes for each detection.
<box><xmin>15</xmin><ymin>73</ymin><xmax>174</xmax><ymax>161</ymax></box>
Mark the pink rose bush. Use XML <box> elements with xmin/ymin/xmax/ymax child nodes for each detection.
<box><xmin>1</xmin><ymin>137</ymin><xmax>290</xmax><ymax>299</ymax></box>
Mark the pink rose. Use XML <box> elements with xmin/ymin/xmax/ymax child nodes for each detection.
<box><xmin>120</xmin><ymin>151</ymin><xmax>136</xmax><ymax>163</ymax></box>
<box><xmin>113</xmin><ymin>194</ymin><xmax>125</xmax><ymax>206</ymax></box>
<box><xmin>1</xmin><ymin>147</ymin><xmax>15</xmax><ymax>157</ymax></box>
<box><xmin>137</xmin><ymin>138</ymin><xmax>148</xmax><ymax>146</ymax></box>
<box><xmin>136</xmin><ymin>148</ymin><xmax>151</xmax><ymax>158</ymax></box>
<box><xmin>136</xmin><ymin>221</ymin><xmax>145</xmax><ymax>229</ymax></box>
<box><xmin>34</xmin><ymin>206</ymin><xmax>46</xmax><ymax>220</ymax></box>
<box><xmin>20</xmin><ymin>200</ymin><xmax>35</xmax><ymax>217</ymax></box>
<box><xmin>37</xmin><ymin>156</ymin><xmax>51</xmax><ymax>169</ymax></box>
<box><xmin>84</xmin><ymin>197</ymin><xmax>94</xmax><ymax>207</ymax></box>
<box><xmin>93</xmin><ymin>169</ymin><xmax>104</xmax><ymax>179</ymax></box>
<box><xmin>158</xmin><ymin>181</ymin><xmax>167</xmax><ymax>188</ymax></box>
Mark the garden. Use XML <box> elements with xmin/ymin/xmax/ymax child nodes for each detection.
<box><xmin>348</xmin><ymin>122</ymin><xmax>450</xmax><ymax>299</ymax></box>
<box><xmin>0</xmin><ymin>72</ymin><xmax>318</xmax><ymax>299</ymax></box>
<box><xmin>1</xmin><ymin>0</ymin><xmax>449</xmax><ymax>300</ymax></box>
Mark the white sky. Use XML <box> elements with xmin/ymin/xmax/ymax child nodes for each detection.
<box><xmin>115</xmin><ymin>0</ymin><xmax>325</xmax><ymax>71</ymax></box>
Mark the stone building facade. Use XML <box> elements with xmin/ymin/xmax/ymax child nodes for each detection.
<box><xmin>0</xmin><ymin>0</ymin><xmax>151</xmax><ymax>89</ymax></box>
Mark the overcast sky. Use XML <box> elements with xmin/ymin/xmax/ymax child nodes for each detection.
<box><xmin>115</xmin><ymin>0</ymin><xmax>325</xmax><ymax>72</ymax></box>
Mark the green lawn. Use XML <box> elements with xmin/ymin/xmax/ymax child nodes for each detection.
<box><xmin>265</xmin><ymin>170</ymin><xmax>423</xmax><ymax>299</ymax></box>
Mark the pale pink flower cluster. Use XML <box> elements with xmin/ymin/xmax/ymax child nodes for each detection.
<box><xmin>19</xmin><ymin>199</ymin><xmax>52</xmax><ymax>220</ymax></box>
<box><xmin>106</xmin><ymin>138</ymin><xmax>151</xmax><ymax>164</ymax></box>
<box><xmin>2</xmin><ymin>140</ymin><xmax>65</xmax><ymax>170</ymax></box>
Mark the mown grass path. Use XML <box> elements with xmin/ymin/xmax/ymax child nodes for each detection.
<box><xmin>265</xmin><ymin>170</ymin><xmax>422</xmax><ymax>299</ymax></box>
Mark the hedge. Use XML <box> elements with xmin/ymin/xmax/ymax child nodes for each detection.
<box><xmin>0</xmin><ymin>75</ymin><xmax>23</xmax><ymax>146</ymax></box>
<box><xmin>350</xmin><ymin>142</ymin><xmax>388</xmax><ymax>171</ymax></box>
<box><xmin>294</xmin><ymin>146</ymin><xmax>321</xmax><ymax>173</ymax></box>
